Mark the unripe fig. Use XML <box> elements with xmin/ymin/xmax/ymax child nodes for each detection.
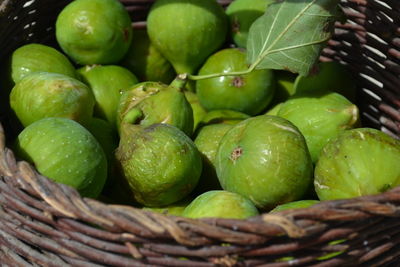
<box><xmin>182</xmin><ymin>190</ymin><xmax>259</xmax><ymax>219</ymax></box>
<box><xmin>10</xmin><ymin>72</ymin><xmax>94</xmax><ymax>127</ymax></box>
<box><xmin>315</xmin><ymin>128</ymin><xmax>400</xmax><ymax>201</ymax></box>
<box><xmin>272</xmin><ymin>70</ymin><xmax>297</xmax><ymax>104</ymax></box>
<box><xmin>121</xmin><ymin>28</ymin><xmax>176</xmax><ymax>84</ymax></box>
<box><xmin>56</xmin><ymin>0</ymin><xmax>132</xmax><ymax>65</ymax></box>
<box><xmin>115</xmin><ymin>123</ymin><xmax>202</xmax><ymax>207</ymax></box>
<box><xmin>147</xmin><ymin>0</ymin><xmax>228</xmax><ymax>74</ymax></box>
<box><xmin>184</xmin><ymin>91</ymin><xmax>207</xmax><ymax>132</ymax></box>
<box><xmin>116</xmin><ymin>79</ymin><xmax>193</xmax><ymax>136</ymax></box>
<box><xmin>197</xmin><ymin>48</ymin><xmax>275</xmax><ymax>115</ymax></box>
<box><xmin>270</xmin><ymin>200</ymin><xmax>319</xmax><ymax>212</ymax></box>
<box><xmin>216</xmin><ymin>115</ymin><xmax>313</xmax><ymax>210</ymax></box>
<box><xmin>294</xmin><ymin>62</ymin><xmax>357</xmax><ymax>101</ymax></box>
<box><xmin>15</xmin><ymin>117</ymin><xmax>107</xmax><ymax>198</ymax></box>
<box><xmin>278</xmin><ymin>90</ymin><xmax>359</xmax><ymax>163</ymax></box>
<box><xmin>142</xmin><ymin>197</ymin><xmax>192</xmax><ymax>216</ymax></box>
<box><xmin>226</xmin><ymin>0</ymin><xmax>273</xmax><ymax>48</ymax></box>
<box><xmin>193</xmin><ymin>110</ymin><xmax>250</xmax><ymax>193</ymax></box>
<box><xmin>77</xmin><ymin>65</ymin><xmax>138</xmax><ymax>127</ymax></box>
<box><xmin>10</xmin><ymin>43</ymin><xmax>77</xmax><ymax>84</ymax></box>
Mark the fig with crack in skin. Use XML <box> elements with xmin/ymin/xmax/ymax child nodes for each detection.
<box><xmin>116</xmin><ymin>80</ymin><xmax>193</xmax><ymax>137</ymax></box>
<box><xmin>196</xmin><ymin>48</ymin><xmax>275</xmax><ymax>116</ymax></box>
<box><xmin>10</xmin><ymin>43</ymin><xmax>77</xmax><ymax>84</ymax></box>
<box><xmin>115</xmin><ymin>123</ymin><xmax>202</xmax><ymax>207</ymax></box>
<box><xmin>77</xmin><ymin>65</ymin><xmax>138</xmax><ymax>128</ymax></box>
<box><xmin>270</xmin><ymin>200</ymin><xmax>320</xmax><ymax>213</ymax></box>
<box><xmin>55</xmin><ymin>0</ymin><xmax>132</xmax><ymax>65</ymax></box>
<box><xmin>315</xmin><ymin>128</ymin><xmax>400</xmax><ymax>201</ymax></box>
<box><xmin>277</xmin><ymin>90</ymin><xmax>359</xmax><ymax>163</ymax></box>
<box><xmin>183</xmin><ymin>91</ymin><xmax>207</xmax><ymax>132</ymax></box>
<box><xmin>121</xmin><ymin>28</ymin><xmax>176</xmax><ymax>84</ymax></box>
<box><xmin>147</xmin><ymin>0</ymin><xmax>228</xmax><ymax>75</ymax></box>
<box><xmin>182</xmin><ymin>190</ymin><xmax>259</xmax><ymax>219</ymax></box>
<box><xmin>15</xmin><ymin>117</ymin><xmax>107</xmax><ymax>198</ymax></box>
<box><xmin>10</xmin><ymin>72</ymin><xmax>95</xmax><ymax>127</ymax></box>
<box><xmin>216</xmin><ymin>115</ymin><xmax>313</xmax><ymax>210</ymax></box>
<box><xmin>226</xmin><ymin>0</ymin><xmax>273</xmax><ymax>48</ymax></box>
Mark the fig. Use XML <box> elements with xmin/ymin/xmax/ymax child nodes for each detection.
<box><xmin>216</xmin><ymin>115</ymin><xmax>313</xmax><ymax>210</ymax></box>
<box><xmin>184</xmin><ymin>91</ymin><xmax>207</xmax><ymax>132</ymax></box>
<box><xmin>277</xmin><ymin>90</ymin><xmax>359</xmax><ymax>163</ymax></box>
<box><xmin>10</xmin><ymin>43</ymin><xmax>77</xmax><ymax>84</ymax></box>
<box><xmin>142</xmin><ymin>197</ymin><xmax>192</xmax><ymax>216</ymax></box>
<box><xmin>272</xmin><ymin>70</ymin><xmax>297</xmax><ymax>104</ymax></box>
<box><xmin>10</xmin><ymin>72</ymin><xmax>95</xmax><ymax>127</ymax></box>
<box><xmin>15</xmin><ymin>117</ymin><xmax>107</xmax><ymax>198</ymax></box>
<box><xmin>121</xmin><ymin>28</ymin><xmax>176</xmax><ymax>84</ymax></box>
<box><xmin>226</xmin><ymin>0</ymin><xmax>273</xmax><ymax>48</ymax></box>
<box><xmin>314</xmin><ymin>128</ymin><xmax>400</xmax><ymax>201</ymax></box>
<box><xmin>270</xmin><ymin>200</ymin><xmax>319</xmax><ymax>212</ymax></box>
<box><xmin>115</xmin><ymin>123</ymin><xmax>202</xmax><ymax>207</ymax></box>
<box><xmin>200</xmin><ymin>109</ymin><xmax>250</xmax><ymax>126</ymax></box>
<box><xmin>55</xmin><ymin>0</ymin><xmax>132</xmax><ymax>65</ymax></box>
<box><xmin>116</xmin><ymin>78</ymin><xmax>193</xmax><ymax>136</ymax></box>
<box><xmin>294</xmin><ymin>61</ymin><xmax>357</xmax><ymax>102</ymax></box>
<box><xmin>182</xmin><ymin>190</ymin><xmax>259</xmax><ymax>219</ymax></box>
<box><xmin>265</xmin><ymin>103</ymin><xmax>282</xmax><ymax>116</ymax></box>
<box><xmin>193</xmin><ymin>110</ymin><xmax>250</xmax><ymax>193</ymax></box>
<box><xmin>196</xmin><ymin>48</ymin><xmax>275</xmax><ymax>115</ymax></box>
<box><xmin>77</xmin><ymin>65</ymin><xmax>138</xmax><ymax>128</ymax></box>
<box><xmin>147</xmin><ymin>0</ymin><xmax>228</xmax><ymax>74</ymax></box>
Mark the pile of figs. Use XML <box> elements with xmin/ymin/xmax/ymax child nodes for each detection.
<box><xmin>4</xmin><ymin>0</ymin><xmax>400</xmax><ymax>219</ymax></box>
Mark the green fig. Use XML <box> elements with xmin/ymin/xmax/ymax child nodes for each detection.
<box><xmin>10</xmin><ymin>43</ymin><xmax>77</xmax><ymax>84</ymax></box>
<box><xmin>270</xmin><ymin>200</ymin><xmax>319</xmax><ymax>212</ymax></box>
<box><xmin>182</xmin><ymin>190</ymin><xmax>259</xmax><ymax>219</ymax></box>
<box><xmin>55</xmin><ymin>0</ymin><xmax>132</xmax><ymax>65</ymax></box>
<box><xmin>294</xmin><ymin>61</ymin><xmax>357</xmax><ymax>101</ymax></box>
<box><xmin>10</xmin><ymin>72</ymin><xmax>95</xmax><ymax>127</ymax></box>
<box><xmin>77</xmin><ymin>65</ymin><xmax>138</xmax><ymax>128</ymax></box>
<box><xmin>226</xmin><ymin>0</ymin><xmax>273</xmax><ymax>48</ymax></box>
<box><xmin>115</xmin><ymin>123</ymin><xmax>202</xmax><ymax>207</ymax></box>
<box><xmin>116</xmin><ymin>79</ymin><xmax>193</xmax><ymax>136</ymax></box>
<box><xmin>147</xmin><ymin>0</ymin><xmax>228</xmax><ymax>75</ymax></box>
<box><xmin>277</xmin><ymin>90</ymin><xmax>359</xmax><ymax>163</ymax></box>
<box><xmin>272</xmin><ymin>70</ymin><xmax>297</xmax><ymax>104</ymax></box>
<box><xmin>196</xmin><ymin>48</ymin><xmax>275</xmax><ymax>115</ymax></box>
<box><xmin>265</xmin><ymin>103</ymin><xmax>282</xmax><ymax>116</ymax></box>
<box><xmin>184</xmin><ymin>91</ymin><xmax>207</xmax><ymax>132</ymax></box>
<box><xmin>142</xmin><ymin>197</ymin><xmax>193</xmax><ymax>216</ymax></box>
<box><xmin>315</xmin><ymin>128</ymin><xmax>400</xmax><ymax>201</ymax></box>
<box><xmin>15</xmin><ymin>117</ymin><xmax>107</xmax><ymax>198</ymax></box>
<box><xmin>200</xmin><ymin>109</ymin><xmax>250</xmax><ymax>126</ymax></box>
<box><xmin>216</xmin><ymin>115</ymin><xmax>313</xmax><ymax>210</ymax></box>
<box><xmin>193</xmin><ymin>110</ymin><xmax>250</xmax><ymax>193</ymax></box>
<box><xmin>121</xmin><ymin>28</ymin><xmax>176</xmax><ymax>84</ymax></box>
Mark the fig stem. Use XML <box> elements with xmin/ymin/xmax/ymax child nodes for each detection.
<box><xmin>187</xmin><ymin>69</ymin><xmax>253</xmax><ymax>81</ymax></box>
<box><xmin>169</xmin><ymin>73</ymin><xmax>189</xmax><ymax>90</ymax></box>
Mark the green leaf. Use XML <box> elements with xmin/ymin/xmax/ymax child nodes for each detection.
<box><xmin>247</xmin><ymin>0</ymin><xmax>341</xmax><ymax>76</ymax></box>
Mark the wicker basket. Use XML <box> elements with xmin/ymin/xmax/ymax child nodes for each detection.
<box><xmin>0</xmin><ymin>0</ymin><xmax>400</xmax><ymax>266</ymax></box>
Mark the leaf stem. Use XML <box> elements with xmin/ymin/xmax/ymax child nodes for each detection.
<box><xmin>188</xmin><ymin>69</ymin><xmax>253</xmax><ymax>81</ymax></box>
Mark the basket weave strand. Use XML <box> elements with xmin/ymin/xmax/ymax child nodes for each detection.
<box><xmin>0</xmin><ymin>0</ymin><xmax>400</xmax><ymax>266</ymax></box>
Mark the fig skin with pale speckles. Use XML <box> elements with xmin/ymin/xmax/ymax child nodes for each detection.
<box><xmin>196</xmin><ymin>48</ymin><xmax>275</xmax><ymax>116</ymax></box>
<box><xmin>182</xmin><ymin>190</ymin><xmax>259</xmax><ymax>219</ymax></box>
<box><xmin>10</xmin><ymin>72</ymin><xmax>95</xmax><ymax>127</ymax></box>
<box><xmin>216</xmin><ymin>115</ymin><xmax>313</xmax><ymax>210</ymax></box>
<box><xmin>116</xmin><ymin>123</ymin><xmax>202</xmax><ymax>207</ymax></box>
<box><xmin>315</xmin><ymin>128</ymin><xmax>400</xmax><ymax>201</ymax></box>
<box><xmin>55</xmin><ymin>0</ymin><xmax>132</xmax><ymax>65</ymax></box>
<box><xmin>15</xmin><ymin>117</ymin><xmax>107</xmax><ymax>198</ymax></box>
